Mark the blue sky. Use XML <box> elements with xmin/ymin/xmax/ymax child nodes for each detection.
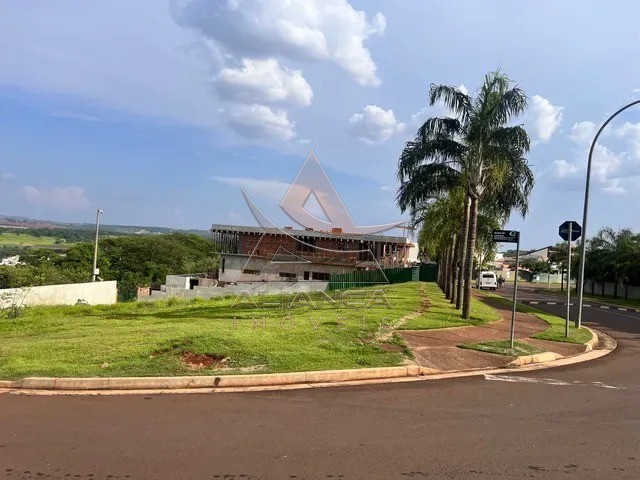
<box><xmin>1</xmin><ymin>0</ymin><xmax>639</xmax><ymax>249</ymax></box>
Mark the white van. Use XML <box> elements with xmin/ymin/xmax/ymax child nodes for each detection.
<box><xmin>476</xmin><ymin>271</ymin><xmax>498</xmax><ymax>290</ymax></box>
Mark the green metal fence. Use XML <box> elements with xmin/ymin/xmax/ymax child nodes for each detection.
<box><xmin>327</xmin><ymin>264</ymin><xmax>436</xmax><ymax>290</ymax></box>
<box><xmin>418</xmin><ymin>263</ymin><xmax>438</xmax><ymax>282</ymax></box>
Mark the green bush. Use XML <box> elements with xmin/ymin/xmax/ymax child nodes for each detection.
<box><xmin>1</xmin><ymin>233</ymin><xmax>219</xmax><ymax>301</ymax></box>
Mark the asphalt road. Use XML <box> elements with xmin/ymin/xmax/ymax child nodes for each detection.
<box><xmin>1</xmin><ymin>286</ymin><xmax>639</xmax><ymax>480</ymax></box>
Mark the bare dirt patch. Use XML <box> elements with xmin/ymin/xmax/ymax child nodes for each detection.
<box><xmin>378</xmin><ymin>342</ymin><xmax>405</xmax><ymax>353</ymax></box>
<box><xmin>179</xmin><ymin>352</ymin><xmax>229</xmax><ymax>371</ymax></box>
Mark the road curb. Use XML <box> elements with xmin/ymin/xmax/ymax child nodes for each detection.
<box><xmin>507</xmin><ymin>351</ymin><xmax>562</xmax><ymax>367</ymax></box>
<box><xmin>584</xmin><ymin>327</ymin><xmax>599</xmax><ymax>352</ymax></box>
<box><xmin>0</xmin><ymin>329</ymin><xmax>615</xmax><ymax>395</ymax></box>
<box><xmin>11</xmin><ymin>366</ymin><xmax>419</xmax><ymax>391</ymax></box>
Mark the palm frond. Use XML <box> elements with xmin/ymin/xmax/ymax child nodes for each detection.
<box><xmin>489</xmin><ymin>126</ymin><xmax>531</xmax><ymax>154</ymax></box>
<box><xmin>396</xmin><ymin>164</ymin><xmax>462</xmax><ymax>212</ymax></box>
<box><xmin>417</xmin><ymin>117</ymin><xmax>463</xmax><ymax>140</ymax></box>
<box><xmin>429</xmin><ymin>84</ymin><xmax>472</xmax><ymax>122</ymax></box>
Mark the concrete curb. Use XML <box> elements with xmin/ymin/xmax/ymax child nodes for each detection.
<box><xmin>584</xmin><ymin>327</ymin><xmax>600</xmax><ymax>352</ymax></box>
<box><xmin>507</xmin><ymin>351</ymin><xmax>562</xmax><ymax>367</ymax></box>
<box><xmin>0</xmin><ymin>329</ymin><xmax>615</xmax><ymax>395</ymax></box>
<box><xmin>8</xmin><ymin>366</ymin><xmax>421</xmax><ymax>391</ymax></box>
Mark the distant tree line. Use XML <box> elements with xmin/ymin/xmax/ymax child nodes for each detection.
<box><xmin>0</xmin><ymin>227</ymin><xmax>131</xmax><ymax>243</ymax></box>
<box><xmin>583</xmin><ymin>227</ymin><xmax>640</xmax><ymax>297</ymax></box>
<box><xmin>0</xmin><ymin>233</ymin><xmax>218</xmax><ymax>301</ymax></box>
<box><xmin>515</xmin><ymin>227</ymin><xmax>640</xmax><ymax>298</ymax></box>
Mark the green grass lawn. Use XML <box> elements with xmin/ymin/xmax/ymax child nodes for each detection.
<box><xmin>0</xmin><ymin>282</ymin><xmax>506</xmax><ymax>379</ymax></box>
<box><xmin>459</xmin><ymin>340</ymin><xmax>545</xmax><ymax>357</ymax></box>
<box><xmin>477</xmin><ymin>291</ymin><xmax>592</xmax><ymax>344</ymax></box>
<box><xmin>0</xmin><ymin>232</ymin><xmax>60</xmax><ymax>246</ymax></box>
<box><xmin>399</xmin><ymin>282</ymin><xmax>500</xmax><ymax>330</ymax></box>
<box><xmin>2</xmin><ymin>282</ymin><xmax>479</xmax><ymax>379</ymax></box>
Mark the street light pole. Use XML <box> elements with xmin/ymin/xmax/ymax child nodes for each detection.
<box><xmin>576</xmin><ymin>99</ymin><xmax>640</xmax><ymax>328</ymax></box>
<box><xmin>92</xmin><ymin>208</ymin><xmax>103</xmax><ymax>282</ymax></box>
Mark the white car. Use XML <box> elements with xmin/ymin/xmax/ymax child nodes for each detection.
<box><xmin>476</xmin><ymin>271</ymin><xmax>498</xmax><ymax>290</ymax></box>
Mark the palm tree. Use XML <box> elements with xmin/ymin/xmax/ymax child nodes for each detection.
<box><xmin>415</xmin><ymin>191</ymin><xmax>464</xmax><ymax>298</ymax></box>
<box><xmin>586</xmin><ymin>227</ymin><xmax>640</xmax><ymax>298</ymax></box>
<box><xmin>397</xmin><ymin>70</ymin><xmax>534</xmax><ymax>319</ymax></box>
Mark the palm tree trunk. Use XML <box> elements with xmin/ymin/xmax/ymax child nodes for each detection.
<box><xmin>462</xmin><ymin>195</ymin><xmax>479</xmax><ymax>320</ymax></box>
<box><xmin>437</xmin><ymin>251</ymin><xmax>444</xmax><ymax>289</ymax></box>
<box><xmin>455</xmin><ymin>196</ymin><xmax>470</xmax><ymax>310</ymax></box>
<box><xmin>444</xmin><ymin>246</ymin><xmax>451</xmax><ymax>297</ymax></box>
<box><xmin>450</xmin><ymin>233</ymin><xmax>460</xmax><ymax>304</ymax></box>
<box><xmin>448</xmin><ymin>234</ymin><xmax>457</xmax><ymax>302</ymax></box>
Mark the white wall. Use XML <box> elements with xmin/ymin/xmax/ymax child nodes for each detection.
<box><xmin>219</xmin><ymin>255</ymin><xmax>349</xmax><ymax>283</ymax></box>
<box><xmin>583</xmin><ymin>279</ymin><xmax>640</xmax><ymax>300</ymax></box>
<box><xmin>140</xmin><ymin>281</ymin><xmax>329</xmax><ymax>301</ymax></box>
<box><xmin>165</xmin><ymin>275</ymin><xmax>191</xmax><ymax>289</ymax></box>
<box><xmin>0</xmin><ymin>281</ymin><xmax>118</xmax><ymax>308</ymax></box>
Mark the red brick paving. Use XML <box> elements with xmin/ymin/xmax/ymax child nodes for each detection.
<box><xmin>399</xmin><ymin>293</ymin><xmax>586</xmax><ymax>371</ymax></box>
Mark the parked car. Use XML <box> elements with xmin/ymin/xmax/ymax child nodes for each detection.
<box><xmin>476</xmin><ymin>271</ymin><xmax>498</xmax><ymax>290</ymax></box>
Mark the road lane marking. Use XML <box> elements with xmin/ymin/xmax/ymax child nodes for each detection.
<box><xmin>484</xmin><ymin>374</ymin><xmax>626</xmax><ymax>390</ymax></box>
<box><xmin>518</xmin><ymin>300</ymin><xmax>640</xmax><ymax>312</ymax></box>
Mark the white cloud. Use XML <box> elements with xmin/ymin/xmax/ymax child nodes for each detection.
<box><xmin>592</xmin><ymin>144</ymin><xmax>625</xmax><ymax>185</ymax></box>
<box><xmin>225</xmin><ymin>104</ymin><xmax>296</xmax><ymax>141</ymax></box>
<box><xmin>215</xmin><ymin>58</ymin><xmax>313</xmax><ymax>106</ymax></box>
<box><xmin>546</xmin><ymin>144</ymin><xmax>630</xmax><ymax>194</ymax></box>
<box><xmin>615</xmin><ymin>122</ymin><xmax>640</xmax><ymax>158</ymax></box>
<box><xmin>347</xmin><ymin>105</ymin><xmax>405</xmax><ymax>144</ymax></box>
<box><xmin>379</xmin><ymin>185</ymin><xmax>391</xmax><ymax>191</ymax></box>
<box><xmin>174</xmin><ymin>0</ymin><xmax>385</xmax><ymax>86</ymax></box>
<box><xmin>569</xmin><ymin>121</ymin><xmax>597</xmax><ymax>144</ymax></box>
<box><xmin>551</xmin><ymin>159</ymin><xmax>579</xmax><ymax>179</ymax></box>
<box><xmin>457</xmin><ymin>84</ymin><xmax>469</xmax><ymax>95</ymax></box>
<box><xmin>212</xmin><ymin>176</ymin><xmax>289</xmax><ymax>203</ymax></box>
<box><xmin>21</xmin><ymin>186</ymin><xmax>91</xmax><ymax>210</ymax></box>
<box><xmin>529</xmin><ymin>95</ymin><xmax>563</xmax><ymax>143</ymax></box>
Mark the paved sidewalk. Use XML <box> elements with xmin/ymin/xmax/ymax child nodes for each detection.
<box><xmin>399</xmin><ymin>295</ymin><xmax>585</xmax><ymax>371</ymax></box>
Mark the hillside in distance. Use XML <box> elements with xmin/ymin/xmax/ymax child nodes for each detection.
<box><xmin>0</xmin><ymin>214</ymin><xmax>210</xmax><ymax>236</ymax></box>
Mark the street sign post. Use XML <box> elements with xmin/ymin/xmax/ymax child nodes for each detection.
<box><xmin>493</xmin><ymin>229</ymin><xmax>520</xmax><ymax>348</ymax></box>
<box><xmin>558</xmin><ymin>221</ymin><xmax>582</xmax><ymax>334</ymax></box>
<box><xmin>559</xmin><ymin>221</ymin><xmax>582</xmax><ymax>242</ymax></box>
<box><xmin>492</xmin><ymin>230</ymin><xmax>520</xmax><ymax>243</ymax></box>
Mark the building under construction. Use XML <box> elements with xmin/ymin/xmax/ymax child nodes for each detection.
<box><xmin>211</xmin><ymin>224</ymin><xmax>416</xmax><ymax>283</ymax></box>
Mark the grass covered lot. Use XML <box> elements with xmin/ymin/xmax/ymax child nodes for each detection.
<box><xmin>477</xmin><ymin>291</ymin><xmax>592</xmax><ymax>344</ymax></box>
<box><xmin>0</xmin><ymin>232</ymin><xmax>59</xmax><ymax>246</ymax></box>
<box><xmin>1</xmin><ymin>282</ymin><xmax>491</xmax><ymax>380</ymax></box>
<box><xmin>400</xmin><ymin>283</ymin><xmax>499</xmax><ymax>330</ymax></box>
<box><xmin>460</xmin><ymin>340</ymin><xmax>545</xmax><ymax>357</ymax></box>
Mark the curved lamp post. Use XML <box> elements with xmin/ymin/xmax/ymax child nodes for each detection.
<box><xmin>576</xmin><ymin>99</ymin><xmax>640</xmax><ymax>328</ymax></box>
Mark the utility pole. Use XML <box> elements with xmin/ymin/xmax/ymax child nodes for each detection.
<box><xmin>92</xmin><ymin>208</ymin><xmax>103</xmax><ymax>282</ymax></box>
<box><xmin>510</xmin><ymin>234</ymin><xmax>521</xmax><ymax>349</ymax></box>
<box><xmin>565</xmin><ymin>222</ymin><xmax>572</xmax><ymax>338</ymax></box>
<box><xmin>576</xmin><ymin>100</ymin><xmax>640</xmax><ymax>329</ymax></box>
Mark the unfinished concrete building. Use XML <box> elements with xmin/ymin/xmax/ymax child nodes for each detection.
<box><xmin>211</xmin><ymin>224</ymin><xmax>415</xmax><ymax>284</ymax></box>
